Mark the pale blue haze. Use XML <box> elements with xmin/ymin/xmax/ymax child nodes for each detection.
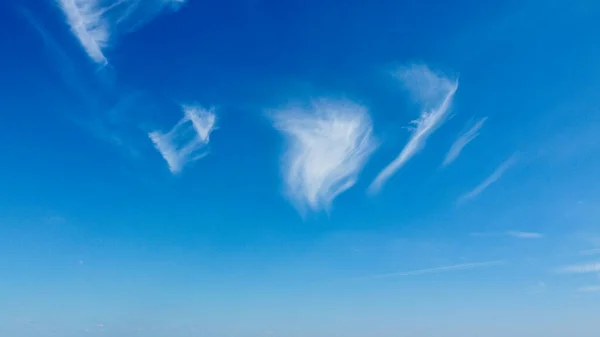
<box><xmin>1</xmin><ymin>0</ymin><xmax>600</xmax><ymax>336</ymax></box>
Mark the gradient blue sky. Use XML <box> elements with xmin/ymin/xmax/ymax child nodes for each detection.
<box><xmin>1</xmin><ymin>0</ymin><xmax>600</xmax><ymax>336</ymax></box>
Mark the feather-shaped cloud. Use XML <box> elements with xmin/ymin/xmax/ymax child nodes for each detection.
<box><xmin>272</xmin><ymin>99</ymin><xmax>377</xmax><ymax>214</ymax></box>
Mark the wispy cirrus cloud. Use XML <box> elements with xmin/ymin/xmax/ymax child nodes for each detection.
<box><xmin>457</xmin><ymin>154</ymin><xmax>517</xmax><ymax>204</ymax></box>
<box><xmin>149</xmin><ymin>104</ymin><xmax>216</xmax><ymax>174</ymax></box>
<box><xmin>271</xmin><ymin>99</ymin><xmax>377</xmax><ymax>214</ymax></box>
<box><xmin>364</xmin><ymin>260</ymin><xmax>506</xmax><ymax>279</ymax></box>
<box><xmin>21</xmin><ymin>7</ymin><xmax>148</xmax><ymax>157</ymax></box>
<box><xmin>559</xmin><ymin>262</ymin><xmax>600</xmax><ymax>274</ymax></box>
<box><xmin>56</xmin><ymin>0</ymin><xmax>187</xmax><ymax>64</ymax></box>
<box><xmin>443</xmin><ymin>117</ymin><xmax>487</xmax><ymax>166</ymax></box>
<box><xmin>369</xmin><ymin>64</ymin><xmax>458</xmax><ymax>193</ymax></box>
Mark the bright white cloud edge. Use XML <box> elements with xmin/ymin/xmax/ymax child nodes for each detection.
<box><xmin>443</xmin><ymin>117</ymin><xmax>487</xmax><ymax>166</ymax></box>
<box><xmin>272</xmin><ymin>99</ymin><xmax>377</xmax><ymax>214</ymax></box>
<box><xmin>369</xmin><ymin>64</ymin><xmax>458</xmax><ymax>194</ymax></box>
<box><xmin>149</xmin><ymin>105</ymin><xmax>216</xmax><ymax>174</ymax></box>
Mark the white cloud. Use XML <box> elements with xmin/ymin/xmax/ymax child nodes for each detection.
<box><xmin>56</xmin><ymin>0</ymin><xmax>186</xmax><ymax>64</ymax></box>
<box><xmin>560</xmin><ymin>262</ymin><xmax>600</xmax><ymax>274</ymax></box>
<box><xmin>366</xmin><ymin>260</ymin><xmax>506</xmax><ymax>279</ymax></box>
<box><xmin>457</xmin><ymin>155</ymin><xmax>517</xmax><ymax>204</ymax></box>
<box><xmin>369</xmin><ymin>64</ymin><xmax>458</xmax><ymax>193</ymax></box>
<box><xmin>576</xmin><ymin>285</ymin><xmax>600</xmax><ymax>292</ymax></box>
<box><xmin>506</xmin><ymin>231</ymin><xmax>544</xmax><ymax>239</ymax></box>
<box><xmin>149</xmin><ymin>105</ymin><xmax>216</xmax><ymax>174</ymax></box>
<box><xmin>272</xmin><ymin>99</ymin><xmax>377</xmax><ymax>214</ymax></box>
<box><xmin>443</xmin><ymin>117</ymin><xmax>487</xmax><ymax>166</ymax></box>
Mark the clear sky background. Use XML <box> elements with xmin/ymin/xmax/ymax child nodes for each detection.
<box><xmin>1</xmin><ymin>0</ymin><xmax>600</xmax><ymax>336</ymax></box>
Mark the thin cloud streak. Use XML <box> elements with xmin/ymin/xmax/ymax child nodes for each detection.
<box><xmin>149</xmin><ymin>105</ymin><xmax>216</xmax><ymax>174</ymax></box>
<box><xmin>366</xmin><ymin>260</ymin><xmax>506</xmax><ymax>279</ymax></box>
<box><xmin>506</xmin><ymin>231</ymin><xmax>544</xmax><ymax>239</ymax></box>
<box><xmin>443</xmin><ymin>117</ymin><xmax>487</xmax><ymax>166</ymax></box>
<box><xmin>559</xmin><ymin>262</ymin><xmax>600</xmax><ymax>274</ymax></box>
<box><xmin>457</xmin><ymin>155</ymin><xmax>517</xmax><ymax>204</ymax></box>
<box><xmin>369</xmin><ymin>64</ymin><xmax>458</xmax><ymax>193</ymax></box>
<box><xmin>272</xmin><ymin>99</ymin><xmax>377</xmax><ymax>214</ymax></box>
<box><xmin>470</xmin><ymin>231</ymin><xmax>543</xmax><ymax>239</ymax></box>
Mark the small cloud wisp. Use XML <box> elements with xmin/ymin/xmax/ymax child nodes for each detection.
<box><xmin>369</xmin><ymin>64</ymin><xmax>458</xmax><ymax>193</ymax></box>
<box><xmin>443</xmin><ymin>117</ymin><xmax>487</xmax><ymax>166</ymax></box>
<box><xmin>457</xmin><ymin>154</ymin><xmax>517</xmax><ymax>204</ymax></box>
<box><xmin>149</xmin><ymin>104</ymin><xmax>216</xmax><ymax>174</ymax></box>
<box><xmin>272</xmin><ymin>99</ymin><xmax>377</xmax><ymax>214</ymax></box>
<box><xmin>506</xmin><ymin>231</ymin><xmax>544</xmax><ymax>239</ymax></box>
<box><xmin>559</xmin><ymin>262</ymin><xmax>600</xmax><ymax>274</ymax></box>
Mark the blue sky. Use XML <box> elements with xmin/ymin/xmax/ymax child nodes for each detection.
<box><xmin>1</xmin><ymin>0</ymin><xmax>600</xmax><ymax>336</ymax></box>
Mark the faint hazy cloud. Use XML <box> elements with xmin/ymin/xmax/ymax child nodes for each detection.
<box><xmin>364</xmin><ymin>260</ymin><xmax>506</xmax><ymax>279</ymax></box>
<box><xmin>369</xmin><ymin>64</ymin><xmax>458</xmax><ymax>193</ymax></box>
<box><xmin>272</xmin><ymin>99</ymin><xmax>377</xmax><ymax>214</ymax></box>
<box><xmin>56</xmin><ymin>0</ymin><xmax>186</xmax><ymax>64</ymax></box>
<box><xmin>580</xmin><ymin>248</ymin><xmax>600</xmax><ymax>256</ymax></box>
<box><xmin>576</xmin><ymin>285</ymin><xmax>600</xmax><ymax>292</ymax></box>
<box><xmin>149</xmin><ymin>104</ymin><xmax>216</xmax><ymax>174</ymax></box>
<box><xmin>457</xmin><ymin>154</ymin><xmax>517</xmax><ymax>204</ymax></box>
<box><xmin>443</xmin><ymin>117</ymin><xmax>487</xmax><ymax>166</ymax></box>
<box><xmin>531</xmin><ymin>281</ymin><xmax>547</xmax><ymax>294</ymax></box>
